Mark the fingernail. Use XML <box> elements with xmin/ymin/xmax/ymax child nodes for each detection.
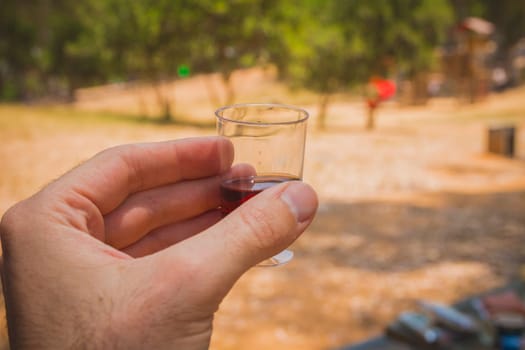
<box><xmin>280</xmin><ymin>182</ymin><xmax>318</xmax><ymax>223</ymax></box>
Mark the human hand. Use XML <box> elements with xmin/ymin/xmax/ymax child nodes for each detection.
<box><xmin>0</xmin><ymin>137</ymin><xmax>318</xmax><ymax>349</ymax></box>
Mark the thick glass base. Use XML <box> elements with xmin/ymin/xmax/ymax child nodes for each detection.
<box><xmin>257</xmin><ymin>249</ymin><xmax>294</xmax><ymax>267</ymax></box>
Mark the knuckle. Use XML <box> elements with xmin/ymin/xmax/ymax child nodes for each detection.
<box><xmin>99</xmin><ymin>144</ymin><xmax>145</xmax><ymax>191</ymax></box>
<box><xmin>0</xmin><ymin>208</ymin><xmax>15</xmax><ymax>234</ymax></box>
<box><xmin>0</xmin><ymin>201</ymin><xmax>28</xmax><ymax>239</ymax></box>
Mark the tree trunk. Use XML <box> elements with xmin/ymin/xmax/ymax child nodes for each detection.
<box><xmin>167</xmin><ymin>82</ymin><xmax>176</xmax><ymax>121</ymax></box>
<box><xmin>222</xmin><ymin>72</ymin><xmax>235</xmax><ymax>106</ymax></box>
<box><xmin>152</xmin><ymin>81</ymin><xmax>173</xmax><ymax>122</ymax></box>
<box><xmin>317</xmin><ymin>93</ymin><xmax>330</xmax><ymax>130</ymax></box>
<box><xmin>66</xmin><ymin>76</ymin><xmax>79</xmax><ymax>103</ymax></box>
<box><xmin>136</xmin><ymin>86</ymin><xmax>149</xmax><ymax>118</ymax></box>
<box><xmin>366</xmin><ymin>107</ymin><xmax>376</xmax><ymax>130</ymax></box>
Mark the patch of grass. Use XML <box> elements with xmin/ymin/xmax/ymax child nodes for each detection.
<box><xmin>0</xmin><ymin>104</ymin><xmax>216</xmax><ymax>134</ymax></box>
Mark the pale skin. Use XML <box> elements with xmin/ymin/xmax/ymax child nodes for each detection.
<box><xmin>0</xmin><ymin>137</ymin><xmax>318</xmax><ymax>349</ymax></box>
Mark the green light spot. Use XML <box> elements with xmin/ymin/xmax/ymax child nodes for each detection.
<box><xmin>177</xmin><ymin>64</ymin><xmax>190</xmax><ymax>78</ymax></box>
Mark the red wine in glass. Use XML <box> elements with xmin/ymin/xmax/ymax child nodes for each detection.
<box><xmin>220</xmin><ymin>175</ymin><xmax>300</xmax><ymax>215</ymax></box>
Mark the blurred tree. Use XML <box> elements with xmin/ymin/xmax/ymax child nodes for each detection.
<box><xmin>344</xmin><ymin>0</ymin><xmax>453</xmax><ymax>129</ymax></box>
<box><xmin>266</xmin><ymin>0</ymin><xmax>358</xmax><ymax>130</ymax></box>
<box><xmin>69</xmin><ymin>0</ymin><xmax>197</xmax><ymax>120</ymax></box>
<box><xmin>0</xmin><ymin>0</ymin><xmax>103</xmax><ymax>101</ymax></box>
<box><xmin>2</xmin><ymin>0</ymin><xmax>457</xmax><ymax>128</ymax></box>
<box><xmin>487</xmin><ymin>1</ymin><xmax>525</xmax><ymax>87</ymax></box>
<box><xmin>0</xmin><ymin>0</ymin><xmax>37</xmax><ymax>100</ymax></box>
<box><xmin>485</xmin><ymin>1</ymin><xmax>525</xmax><ymax>57</ymax></box>
<box><xmin>68</xmin><ymin>0</ymin><xmax>278</xmax><ymax>116</ymax></box>
<box><xmin>273</xmin><ymin>0</ymin><xmax>453</xmax><ymax>130</ymax></box>
<box><xmin>45</xmin><ymin>1</ymin><xmax>104</xmax><ymax>100</ymax></box>
<box><xmin>190</xmin><ymin>0</ymin><xmax>278</xmax><ymax>106</ymax></box>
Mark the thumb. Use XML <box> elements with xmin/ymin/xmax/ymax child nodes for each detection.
<box><xmin>157</xmin><ymin>181</ymin><xmax>317</xmax><ymax>297</ymax></box>
<box><xmin>214</xmin><ymin>181</ymin><xmax>318</xmax><ymax>266</ymax></box>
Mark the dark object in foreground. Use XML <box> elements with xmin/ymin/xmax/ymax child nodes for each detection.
<box><xmin>339</xmin><ymin>280</ymin><xmax>525</xmax><ymax>350</ymax></box>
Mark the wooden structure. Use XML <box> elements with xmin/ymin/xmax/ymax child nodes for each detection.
<box><xmin>487</xmin><ymin>125</ymin><xmax>516</xmax><ymax>157</ymax></box>
<box><xmin>441</xmin><ymin>17</ymin><xmax>495</xmax><ymax>104</ymax></box>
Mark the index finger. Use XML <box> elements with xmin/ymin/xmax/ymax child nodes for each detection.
<box><xmin>54</xmin><ymin>137</ymin><xmax>233</xmax><ymax>214</ymax></box>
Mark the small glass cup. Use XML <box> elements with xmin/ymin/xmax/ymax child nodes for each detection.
<box><xmin>215</xmin><ymin>103</ymin><xmax>309</xmax><ymax>267</ymax></box>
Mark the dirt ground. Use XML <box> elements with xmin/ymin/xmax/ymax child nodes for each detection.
<box><xmin>1</xmin><ymin>71</ymin><xmax>525</xmax><ymax>349</ymax></box>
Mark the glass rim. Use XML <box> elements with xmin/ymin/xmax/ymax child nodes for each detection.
<box><xmin>215</xmin><ymin>103</ymin><xmax>309</xmax><ymax>126</ymax></box>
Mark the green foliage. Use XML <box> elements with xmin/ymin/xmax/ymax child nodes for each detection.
<box><xmin>480</xmin><ymin>0</ymin><xmax>525</xmax><ymax>52</ymax></box>
<box><xmin>275</xmin><ymin>0</ymin><xmax>454</xmax><ymax>96</ymax></box>
<box><xmin>1</xmin><ymin>1</ymin><xmax>47</xmax><ymax>99</ymax></box>
<box><xmin>349</xmin><ymin>0</ymin><xmax>453</xmax><ymax>74</ymax></box>
<box><xmin>3</xmin><ymin>0</ymin><xmax>524</xmax><ymax>107</ymax></box>
<box><xmin>190</xmin><ymin>0</ymin><xmax>277</xmax><ymax>76</ymax></box>
<box><xmin>70</xmin><ymin>0</ymin><xmax>195</xmax><ymax>81</ymax></box>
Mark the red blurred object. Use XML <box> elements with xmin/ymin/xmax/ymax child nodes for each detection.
<box><xmin>482</xmin><ymin>291</ymin><xmax>525</xmax><ymax>317</ymax></box>
<box><xmin>366</xmin><ymin>77</ymin><xmax>396</xmax><ymax>109</ymax></box>
<box><xmin>373</xmin><ymin>78</ymin><xmax>396</xmax><ymax>101</ymax></box>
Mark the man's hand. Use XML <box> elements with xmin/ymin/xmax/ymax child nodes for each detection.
<box><xmin>0</xmin><ymin>137</ymin><xmax>318</xmax><ymax>349</ymax></box>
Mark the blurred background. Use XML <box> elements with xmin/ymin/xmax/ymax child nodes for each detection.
<box><xmin>1</xmin><ymin>0</ymin><xmax>525</xmax><ymax>349</ymax></box>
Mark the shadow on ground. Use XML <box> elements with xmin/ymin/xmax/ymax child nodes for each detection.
<box><xmin>298</xmin><ymin>189</ymin><xmax>525</xmax><ymax>277</ymax></box>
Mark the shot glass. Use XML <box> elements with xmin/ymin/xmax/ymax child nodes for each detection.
<box><xmin>216</xmin><ymin>103</ymin><xmax>309</xmax><ymax>267</ymax></box>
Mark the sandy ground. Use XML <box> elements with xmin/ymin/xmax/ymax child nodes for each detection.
<box><xmin>1</xmin><ymin>70</ymin><xmax>525</xmax><ymax>349</ymax></box>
